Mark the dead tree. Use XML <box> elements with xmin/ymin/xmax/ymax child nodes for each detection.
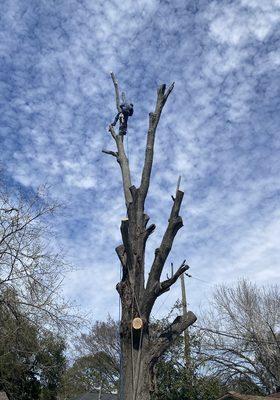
<box><xmin>102</xmin><ymin>73</ymin><xmax>197</xmax><ymax>400</ymax></box>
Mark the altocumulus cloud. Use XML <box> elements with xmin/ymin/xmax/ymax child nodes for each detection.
<box><xmin>0</xmin><ymin>0</ymin><xmax>280</xmax><ymax>319</ymax></box>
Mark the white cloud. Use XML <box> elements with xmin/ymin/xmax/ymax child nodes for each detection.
<box><xmin>208</xmin><ymin>1</ymin><xmax>280</xmax><ymax>46</ymax></box>
<box><xmin>1</xmin><ymin>0</ymin><xmax>279</xmax><ymax>321</ymax></box>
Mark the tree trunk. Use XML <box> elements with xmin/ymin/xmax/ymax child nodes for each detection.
<box><xmin>103</xmin><ymin>73</ymin><xmax>197</xmax><ymax>400</ymax></box>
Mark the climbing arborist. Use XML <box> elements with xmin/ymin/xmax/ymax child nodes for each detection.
<box><xmin>111</xmin><ymin>102</ymin><xmax>134</xmax><ymax>135</ymax></box>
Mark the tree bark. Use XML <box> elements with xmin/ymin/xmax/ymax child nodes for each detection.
<box><xmin>103</xmin><ymin>73</ymin><xmax>197</xmax><ymax>400</ymax></box>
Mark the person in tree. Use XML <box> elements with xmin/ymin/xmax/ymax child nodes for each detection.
<box><xmin>110</xmin><ymin>102</ymin><xmax>134</xmax><ymax>135</ymax></box>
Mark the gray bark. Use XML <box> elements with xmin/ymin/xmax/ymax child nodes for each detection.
<box><xmin>103</xmin><ymin>74</ymin><xmax>197</xmax><ymax>400</ymax></box>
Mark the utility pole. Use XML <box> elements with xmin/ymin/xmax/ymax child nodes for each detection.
<box><xmin>180</xmin><ymin>272</ymin><xmax>191</xmax><ymax>372</ymax></box>
<box><xmin>98</xmin><ymin>381</ymin><xmax>102</xmax><ymax>400</ymax></box>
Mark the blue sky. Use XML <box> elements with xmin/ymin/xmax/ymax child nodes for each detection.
<box><xmin>1</xmin><ymin>0</ymin><xmax>280</xmax><ymax>322</ymax></box>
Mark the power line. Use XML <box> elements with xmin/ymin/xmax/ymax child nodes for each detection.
<box><xmin>153</xmin><ymin>271</ymin><xmax>211</xmax><ymax>316</ymax></box>
<box><xmin>185</xmin><ymin>273</ymin><xmax>212</xmax><ymax>285</ymax></box>
<box><xmin>193</xmin><ymin>325</ymin><xmax>279</xmax><ymax>345</ymax></box>
<box><xmin>153</xmin><ymin>289</ymin><xmax>172</xmax><ymax>316</ymax></box>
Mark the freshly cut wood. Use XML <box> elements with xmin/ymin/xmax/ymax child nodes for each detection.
<box><xmin>132</xmin><ymin>318</ymin><xmax>143</xmax><ymax>330</ymax></box>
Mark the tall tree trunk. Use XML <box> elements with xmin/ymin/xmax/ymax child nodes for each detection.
<box><xmin>103</xmin><ymin>73</ymin><xmax>197</xmax><ymax>400</ymax></box>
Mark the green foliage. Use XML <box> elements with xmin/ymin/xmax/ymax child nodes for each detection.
<box><xmin>0</xmin><ymin>298</ymin><xmax>66</xmax><ymax>400</ymax></box>
<box><xmin>59</xmin><ymin>316</ymin><xmax>120</xmax><ymax>399</ymax></box>
<box><xmin>60</xmin><ymin>352</ymin><xmax>119</xmax><ymax>399</ymax></box>
<box><xmin>37</xmin><ymin>333</ymin><xmax>66</xmax><ymax>400</ymax></box>
<box><xmin>153</xmin><ymin>358</ymin><xmax>224</xmax><ymax>400</ymax></box>
<box><xmin>151</xmin><ymin>322</ymin><xmax>224</xmax><ymax>400</ymax></box>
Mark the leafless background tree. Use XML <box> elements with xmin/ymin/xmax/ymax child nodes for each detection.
<box><xmin>198</xmin><ymin>280</ymin><xmax>280</xmax><ymax>395</ymax></box>
<box><xmin>0</xmin><ymin>179</ymin><xmax>78</xmax><ymax>331</ymax></box>
<box><xmin>0</xmin><ymin>177</ymin><xmax>82</xmax><ymax>399</ymax></box>
<box><xmin>76</xmin><ymin>316</ymin><xmax>120</xmax><ymax>390</ymax></box>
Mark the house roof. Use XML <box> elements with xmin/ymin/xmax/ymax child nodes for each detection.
<box><xmin>72</xmin><ymin>392</ymin><xmax>117</xmax><ymax>400</ymax></box>
<box><xmin>217</xmin><ymin>392</ymin><xmax>280</xmax><ymax>400</ymax></box>
<box><xmin>217</xmin><ymin>392</ymin><xmax>265</xmax><ymax>400</ymax></box>
<box><xmin>0</xmin><ymin>392</ymin><xmax>9</xmax><ymax>400</ymax></box>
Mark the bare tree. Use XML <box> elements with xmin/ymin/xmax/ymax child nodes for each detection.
<box><xmin>76</xmin><ymin>316</ymin><xmax>120</xmax><ymax>391</ymax></box>
<box><xmin>198</xmin><ymin>280</ymin><xmax>280</xmax><ymax>394</ymax></box>
<box><xmin>0</xmin><ymin>181</ymin><xmax>77</xmax><ymax>331</ymax></box>
<box><xmin>102</xmin><ymin>74</ymin><xmax>197</xmax><ymax>400</ymax></box>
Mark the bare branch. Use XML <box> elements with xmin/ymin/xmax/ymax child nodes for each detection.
<box><xmin>143</xmin><ymin>224</ymin><xmax>156</xmax><ymax>242</ymax></box>
<box><xmin>102</xmin><ymin>149</ymin><xmax>118</xmax><ymax>158</ymax></box>
<box><xmin>139</xmin><ymin>83</ymin><xmax>175</xmax><ymax>205</ymax></box>
<box><xmin>110</xmin><ymin>72</ymin><xmax>122</xmax><ymax>113</ymax></box>
<box><xmin>150</xmin><ymin>312</ymin><xmax>197</xmax><ymax>365</ymax></box>
<box><xmin>106</xmin><ymin>78</ymin><xmax>133</xmax><ymax>205</ymax></box>
<box><xmin>108</xmin><ymin>124</ymin><xmax>117</xmax><ymax>140</ymax></box>
<box><xmin>121</xmin><ymin>91</ymin><xmax>126</xmax><ymax>103</ymax></box>
<box><xmin>115</xmin><ymin>136</ymin><xmax>132</xmax><ymax>205</ymax></box>
<box><xmin>146</xmin><ymin>189</ymin><xmax>184</xmax><ymax>295</ymax></box>
<box><xmin>158</xmin><ymin>260</ymin><xmax>189</xmax><ymax>296</ymax></box>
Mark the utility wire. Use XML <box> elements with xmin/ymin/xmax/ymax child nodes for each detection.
<box><xmin>185</xmin><ymin>272</ymin><xmax>212</xmax><ymax>285</ymax></box>
<box><xmin>153</xmin><ymin>289</ymin><xmax>172</xmax><ymax>316</ymax></box>
<box><xmin>193</xmin><ymin>325</ymin><xmax>279</xmax><ymax>345</ymax></box>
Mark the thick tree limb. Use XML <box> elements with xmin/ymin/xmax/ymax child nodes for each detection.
<box><xmin>116</xmin><ymin>136</ymin><xmax>133</xmax><ymax>205</ymax></box>
<box><xmin>139</xmin><ymin>83</ymin><xmax>175</xmax><ymax>205</ymax></box>
<box><xmin>106</xmin><ymin>124</ymin><xmax>132</xmax><ymax>205</ymax></box>
<box><xmin>146</xmin><ymin>189</ymin><xmax>184</xmax><ymax>295</ymax></box>
<box><xmin>144</xmin><ymin>224</ymin><xmax>156</xmax><ymax>241</ymax></box>
<box><xmin>110</xmin><ymin>72</ymin><xmax>121</xmax><ymax>113</ymax></box>
<box><xmin>120</xmin><ymin>219</ymin><xmax>133</xmax><ymax>270</ymax></box>
<box><xmin>116</xmin><ymin>244</ymin><xmax>126</xmax><ymax>269</ymax></box>
<box><xmin>115</xmin><ymin>244</ymin><xmax>128</xmax><ymax>293</ymax></box>
<box><xmin>150</xmin><ymin>312</ymin><xmax>197</xmax><ymax>365</ymax></box>
<box><xmin>157</xmin><ymin>260</ymin><xmax>189</xmax><ymax>296</ymax></box>
<box><xmin>107</xmin><ymin>118</ymin><xmax>132</xmax><ymax>205</ymax></box>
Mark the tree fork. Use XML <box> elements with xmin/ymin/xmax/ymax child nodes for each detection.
<box><xmin>103</xmin><ymin>73</ymin><xmax>197</xmax><ymax>399</ymax></box>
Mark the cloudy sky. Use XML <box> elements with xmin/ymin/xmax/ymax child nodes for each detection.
<box><xmin>1</xmin><ymin>0</ymin><xmax>280</xmax><ymax>322</ymax></box>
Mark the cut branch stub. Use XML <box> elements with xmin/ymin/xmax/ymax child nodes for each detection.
<box><xmin>102</xmin><ymin>149</ymin><xmax>118</xmax><ymax>158</ymax></box>
<box><xmin>116</xmin><ymin>244</ymin><xmax>127</xmax><ymax>269</ymax></box>
<box><xmin>150</xmin><ymin>311</ymin><xmax>197</xmax><ymax>366</ymax></box>
<box><xmin>132</xmin><ymin>317</ymin><xmax>143</xmax><ymax>330</ymax></box>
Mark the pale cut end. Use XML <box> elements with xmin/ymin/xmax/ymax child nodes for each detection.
<box><xmin>132</xmin><ymin>317</ymin><xmax>143</xmax><ymax>330</ymax></box>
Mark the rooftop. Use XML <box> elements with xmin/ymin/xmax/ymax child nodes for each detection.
<box><xmin>71</xmin><ymin>392</ymin><xmax>117</xmax><ymax>400</ymax></box>
<box><xmin>217</xmin><ymin>392</ymin><xmax>280</xmax><ymax>400</ymax></box>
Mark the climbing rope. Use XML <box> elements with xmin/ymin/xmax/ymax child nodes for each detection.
<box><xmin>118</xmin><ymin>263</ymin><xmax>123</xmax><ymax>399</ymax></box>
<box><xmin>120</xmin><ymin>131</ymin><xmax>145</xmax><ymax>399</ymax></box>
<box><xmin>119</xmin><ymin>263</ymin><xmax>143</xmax><ymax>400</ymax></box>
<box><xmin>132</xmin><ymin>323</ymin><xmax>144</xmax><ymax>400</ymax></box>
<box><xmin>126</xmin><ymin>131</ymin><xmax>130</xmax><ymax>162</ymax></box>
